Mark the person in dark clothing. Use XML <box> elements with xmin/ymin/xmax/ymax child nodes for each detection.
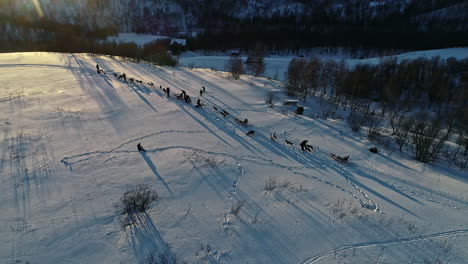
<box><xmin>137</xmin><ymin>143</ymin><xmax>146</xmax><ymax>152</ymax></box>
<box><xmin>96</xmin><ymin>64</ymin><xmax>100</xmax><ymax>74</ymax></box>
<box><xmin>300</xmin><ymin>140</ymin><xmax>313</xmax><ymax>152</ymax></box>
<box><xmin>166</xmin><ymin>87</ymin><xmax>170</xmax><ymax>97</ymax></box>
<box><xmin>196</xmin><ymin>99</ymin><xmax>205</xmax><ymax>108</ymax></box>
<box><xmin>184</xmin><ymin>94</ymin><xmax>192</xmax><ymax>103</ymax></box>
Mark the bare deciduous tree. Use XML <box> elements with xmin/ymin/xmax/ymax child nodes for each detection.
<box><xmin>411</xmin><ymin>115</ymin><xmax>447</xmax><ymax>163</ymax></box>
<box><xmin>225</xmin><ymin>56</ymin><xmax>244</xmax><ymax>79</ymax></box>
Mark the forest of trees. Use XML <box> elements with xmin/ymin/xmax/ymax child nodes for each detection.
<box><xmin>285</xmin><ymin>56</ymin><xmax>468</xmax><ymax>166</ymax></box>
<box><xmin>2</xmin><ymin>0</ymin><xmax>468</xmax><ymax>53</ymax></box>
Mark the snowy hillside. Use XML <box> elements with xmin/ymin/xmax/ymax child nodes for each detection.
<box><xmin>1</xmin><ymin>52</ymin><xmax>468</xmax><ymax>264</ymax></box>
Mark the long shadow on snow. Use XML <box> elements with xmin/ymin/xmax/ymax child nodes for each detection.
<box><xmin>139</xmin><ymin>151</ymin><xmax>173</xmax><ymax>196</ymax></box>
<box><xmin>169</xmin><ymin>97</ymin><xmax>259</xmax><ymax>151</ymax></box>
<box><xmin>126</xmin><ymin>213</ymin><xmax>175</xmax><ymax>264</ymax></box>
<box><xmin>197</xmin><ymin>166</ymin><xmax>303</xmax><ymax>263</ymax></box>
<box><xmin>351</xmin><ymin>165</ymin><xmax>422</xmax><ymax>204</ymax></box>
<box><xmin>67</xmin><ymin>55</ymin><xmax>128</xmax><ymax>118</ymax></box>
<box><xmin>328</xmin><ymin>162</ymin><xmax>419</xmax><ymax>217</ymax></box>
<box><xmin>127</xmin><ymin>82</ymin><xmax>158</xmax><ymax>112</ymax></box>
<box><xmin>182</xmin><ymin>70</ymin><xmax>242</xmax><ymax>112</ymax></box>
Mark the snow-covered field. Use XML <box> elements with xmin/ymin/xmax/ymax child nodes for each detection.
<box><xmin>105</xmin><ymin>33</ymin><xmax>187</xmax><ymax>47</ymax></box>
<box><xmin>0</xmin><ymin>52</ymin><xmax>467</xmax><ymax>264</ymax></box>
<box><xmin>179</xmin><ymin>48</ymin><xmax>468</xmax><ymax>81</ymax></box>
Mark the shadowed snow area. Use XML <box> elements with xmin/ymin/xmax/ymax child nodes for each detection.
<box><xmin>0</xmin><ymin>52</ymin><xmax>467</xmax><ymax>264</ymax></box>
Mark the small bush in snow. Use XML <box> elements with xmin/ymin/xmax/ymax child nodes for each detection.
<box><xmin>264</xmin><ymin>177</ymin><xmax>295</xmax><ymax>191</ymax></box>
<box><xmin>265</xmin><ymin>91</ymin><xmax>275</xmax><ymax>106</ymax></box>
<box><xmin>118</xmin><ymin>184</ymin><xmax>159</xmax><ymax>216</ymax></box>
<box><xmin>366</xmin><ymin>113</ymin><xmax>382</xmax><ymax>141</ymax></box>
<box><xmin>145</xmin><ymin>250</ymin><xmax>179</xmax><ymax>264</ymax></box>
<box><xmin>225</xmin><ymin>56</ymin><xmax>244</xmax><ymax>79</ymax></box>
<box><xmin>394</xmin><ymin>117</ymin><xmax>412</xmax><ymax>151</ymax></box>
<box><xmin>410</xmin><ymin>116</ymin><xmax>447</xmax><ymax>163</ymax></box>
<box><xmin>230</xmin><ymin>199</ymin><xmax>245</xmax><ymax>216</ymax></box>
<box><xmin>264</xmin><ymin>177</ymin><xmax>278</xmax><ymax>191</ymax></box>
<box><xmin>347</xmin><ymin>111</ymin><xmax>366</xmax><ymax>132</ymax></box>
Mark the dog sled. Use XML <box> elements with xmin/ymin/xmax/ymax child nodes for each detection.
<box><xmin>331</xmin><ymin>154</ymin><xmax>349</xmax><ymax>163</ymax></box>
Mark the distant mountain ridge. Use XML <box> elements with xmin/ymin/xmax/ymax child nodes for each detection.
<box><xmin>1</xmin><ymin>0</ymin><xmax>468</xmax><ymax>51</ymax></box>
<box><xmin>2</xmin><ymin>0</ymin><xmax>468</xmax><ymax>34</ymax></box>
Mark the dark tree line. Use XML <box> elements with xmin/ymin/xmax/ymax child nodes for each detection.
<box><xmin>3</xmin><ymin>0</ymin><xmax>468</xmax><ymax>53</ymax></box>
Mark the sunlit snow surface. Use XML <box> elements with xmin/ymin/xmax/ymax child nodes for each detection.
<box><xmin>0</xmin><ymin>51</ymin><xmax>467</xmax><ymax>264</ymax></box>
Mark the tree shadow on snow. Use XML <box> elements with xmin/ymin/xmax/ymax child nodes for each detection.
<box><xmin>125</xmin><ymin>213</ymin><xmax>176</xmax><ymax>264</ymax></box>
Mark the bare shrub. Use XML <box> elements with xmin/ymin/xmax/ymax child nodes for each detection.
<box><xmin>348</xmin><ymin>111</ymin><xmax>366</xmax><ymax>132</ymax></box>
<box><xmin>264</xmin><ymin>177</ymin><xmax>294</xmax><ymax>191</ymax></box>
<box><xmin>145</xmin><ymin>250</ymin><xmax>180</xmax><ymax>264</ymax></box>
<box><xmin>320</xmin><ymin>101</ymin><xmax>338</xmax><ymax>119</ymax></box>
<box><xmin>117</xmin><ymin>184</ymin><xmax>159</xmax><ymax>216</ymax></box>
<box><xmin>230</xmin><ymin>199</ymin><xmax>245</xmax><ymax>216</ymax></box>
<box><xmin>186</xmin><ymin>150</ymin><xmax>226</xmax><ymax>168</ymax></box>
<box><xmin>329</xmin><ymin>199</ymin><xmax>365</xmax><ymax>222</ymax></box>
<box><xmin>265</xmin><ymin>91</ymin><xmax>275</xmax><ymax>106</ymax></box>
<box><xmin>366</xmin><ymin>113</ymin><xmax>382</xmax><ymax>141</ymax></box>
<box><xmin>453</xmin><ymin>130</ymin><xmax>468</xmax><ymax>169</ymax></box>
<box><xmin>388</xmin><ymin>105</ymin><xmax>405</xmax><ymax>135</ymax></box>
<box><xmin>285</xmin><ymin>58</ymin><xmax>307</xmax><ymax>97</ymax></box>
<box><xmin>395</xmin><ymin>118</ymin><xmax>412</xmax><ymax>151</ymax></box>
<box><xmin>264</xmin><ymin>177</ymin><xmax>278</xmax><ymax>191</ymax></box>
<box><xmin>246</xmin><ymin>57</ymin><xmax>265</xmax><ymax>76</ymax></box>
<box><xmin>225</xmin><ymin>56</ymin><xmax>244</xmax><ymax>79</ymax></box>
<box><xmin>411</xmin><ymin>116</ymin><xmax>447</xmax><ymax>163</ymax></box>
<box><xmin>278</xmin><ymin>179</ymin><xmax>293</xmax><ymax>189</ymax></box>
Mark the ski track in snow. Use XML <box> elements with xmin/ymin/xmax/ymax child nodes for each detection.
<box><xmin>300</xmin><ymin>228</ymin><xmax>468</xmax><ymax>264</ymax></box>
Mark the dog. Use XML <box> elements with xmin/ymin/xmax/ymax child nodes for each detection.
<box><xmin>221</xmin><ymin>110</ymin><xmax>230</xmax><ymax>116</ymax></box>
<box><xmin>235</xmin><ymin>118</ymin><xmax>248</xmax><ymax>126</ymax></box>
<box><xmin>147</xmin><ymin>82</ymin><xmax>154</xmax><ymax>86</ymax></box>
<box><xmin>136</xmin><ymin>80</ymin><xmax>143</xmax><ymax>84</ymax></box>
<box><xmin>270</xmin><ymin>132</ymin><xmax>277</xmax><ymax>141</ymax></box>
<box><xmin>213</xmin><ymin>106</ymin><xmax>218</xmax><ymax>111</ymax></box>
<box><xmin>246</xmin><ymin>130</ymin><xmax>255</xmax><ymax>136</ymax></box>
<box><xmin>184</xmin><ymin>95</ymin><xmax>192</xmax><ymax>104</ymax></box>
<box><xmin>113</xmin><ymin>73</ymin><xmax>119</xmax><ymax>77</ymax></box>
<box><xmin>285</xmin><ymin>140</ymin><xmax>294</xmax><ymax>146</ymax></box>
<box><xmin>129</xmin><ymin>78</ymin><xmax>134</xmax><ymax>83</ymax></box>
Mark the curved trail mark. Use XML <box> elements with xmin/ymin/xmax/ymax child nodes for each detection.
<box><xmin>300</xmin><ymin>228</ymin><xmax>468</xmax><ymax>264</ymax></box>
